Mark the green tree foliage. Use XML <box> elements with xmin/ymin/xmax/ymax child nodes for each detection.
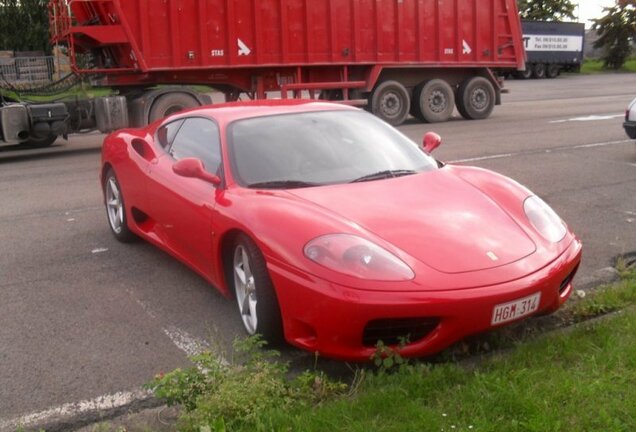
<box><xmin>517</xmin><ymin>0</ymin><xmax>576</xmax><ymax>21</ymax></box>
<box><xmin>0</xmin><ymin>0</ymin><xmax>51</xmax><ymax>53</ymax></box>
<box><xmin>593</xmin><ymin>1</ymin><xmax>636</xmax><ymax>70</ymax></box>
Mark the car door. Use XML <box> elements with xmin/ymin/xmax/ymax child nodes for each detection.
<box><xmin>146</xmin><ymin>116</ymin><xmax>223</xmax><ymax>279</ymax></box>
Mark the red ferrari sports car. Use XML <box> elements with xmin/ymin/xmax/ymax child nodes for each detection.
<box><xmin>101</xmin><ymin>100</ymin><xmax>582</xmax><ymax>361</ymax></box>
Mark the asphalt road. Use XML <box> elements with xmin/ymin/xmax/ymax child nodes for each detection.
<box><xmin>1</xmin><ymin>73</ymin><xmax>635</xmax><ymax>426</ymax></box>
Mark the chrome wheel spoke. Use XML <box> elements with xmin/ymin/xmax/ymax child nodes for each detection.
<box><xmin>108</xmin><ymin>178</ymin><xmax>119</xmax><ymax>199</ymax></box>
<box><xmin>234</xmin><ymin>265</ymin><xmax>247</xmax><ymax>286</ymax></box>
<box><xmin>247</xmin><ymin>294</ymin><xmax>258</xmax><ymax>324</ymax></box>
<box><xmin>242</xmin><ymin>249</ymin><xmax>252</xmax><ymax>279</ymax></box>
<box><xmin>233</xmin><ymin>244</ymin><xmax>258</xmax><ymax>334</ymax></box>
<box><xmin>241</xmin><ymin>291</ymin><xmax>251</xmax><ymax>315</ymax></box>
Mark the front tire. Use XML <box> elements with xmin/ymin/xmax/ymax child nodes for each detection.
<box><xmin>104</xmin><ymin>169</ymin><xmax>136</xmax><ymax>242</ymax></box>
<box><xmin>26</xmin><ymin>135</ymin><xmax>57</xmax><ymax>148</ymax></box>
<box><xmin>232</xmin><ymin>234</ymin><xmax>283</xmax><ymax>343</ymax></box>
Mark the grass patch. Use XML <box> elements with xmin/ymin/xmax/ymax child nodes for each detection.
<box><xmin>567</xmin><ymin>277</ymin><xmax>636</xmax><ymax>321</ymax></box>
<box><xmin>149</xmin><ymin>269</ymin><xmax>636</xmax><ymax>432</ymax></box>
<box><xmin>580</xmin><ymin>58</ymin><xmax>636</xmax><ymax>74</ymax></box>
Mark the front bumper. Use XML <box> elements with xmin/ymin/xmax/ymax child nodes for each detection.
<box><xmin>268</xmin><ymin>238</ymin><xmax>583</xmax><ymax>362</ymax></box>
<box><xmin>624</xmin><ymin>120</ymin><xmax>636</xmax><ymax>139</ymax></box>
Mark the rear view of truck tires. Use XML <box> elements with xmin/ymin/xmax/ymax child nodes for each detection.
<box><xmin>367</xmin><ymin>73</ymin><xmax>498</xmax><ymax>125</ymax></box>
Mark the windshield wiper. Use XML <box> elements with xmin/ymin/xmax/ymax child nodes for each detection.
<box><xmin>350</xmin><ymin>169</ymin><xmax>417</xmax><ymax>183</ymax></box>
<box><xmin>246</xmin><ymin>180</ymin><xmax>319</xmax><ymax>189</ymax></box>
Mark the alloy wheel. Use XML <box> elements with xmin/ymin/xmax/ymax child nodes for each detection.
<box><xmin>233</xmin><ymin>244</ymin><xmax>258</xmax><ymax>334</ymax></box>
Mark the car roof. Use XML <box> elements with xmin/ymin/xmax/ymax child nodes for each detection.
<box><xmin>174</xmin><ymin>99</ymin><xmax>360</xmax><ymax>125</ymax></box>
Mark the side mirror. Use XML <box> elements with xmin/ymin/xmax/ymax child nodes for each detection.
<box><xmin>422</xmin><ymin>132</ymin><xmax>442</xmax><ymax>153</ymax></box>
<box><xmin>173</xmin><ymin>158</ymin><xmax>221</xmax><ymax>186</ymax></box>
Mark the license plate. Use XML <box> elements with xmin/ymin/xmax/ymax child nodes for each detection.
<box><xmin>491</xmin><ymin>292</ymin><xmax>541</xmax><ymax>325</ymax></box>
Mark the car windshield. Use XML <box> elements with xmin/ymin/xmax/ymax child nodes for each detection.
<box><xmin>228</xmin><ymin>110</ymin><xmax>438</xmax><ymax>188</ymax></box>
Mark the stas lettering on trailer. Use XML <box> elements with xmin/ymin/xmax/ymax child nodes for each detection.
<box><xmin>46</xmin><ymin>0</ymin><xmax>524</xmax><ymax>126</ymax></box>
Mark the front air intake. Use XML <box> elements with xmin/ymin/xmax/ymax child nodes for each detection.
<box><xmin>362</xmin><ymin>317</ymin><xmax>440</xmax><ymax>347</ymax></box>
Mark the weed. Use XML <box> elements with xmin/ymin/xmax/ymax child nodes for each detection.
<box><xmin>147</xmin><ymin>335</ymin><xmax>347</xmax><ymax>432</ymax></box>
<box><xmin>369</xmin><ymin>340</ymin><xmax>407</xmax><ymax>372</ymax></box>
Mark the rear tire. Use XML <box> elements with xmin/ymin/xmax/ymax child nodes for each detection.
<box><xmin>104</xmin><ymin>169</ymin><xmax>136</xmax><ymax>242</ymax></box>
<box><xmin>456</xmin><ymin>77</ymin><xmax>495</xmax><ymax>120</ymax></box>
<box><xmin>231</xmin><ymin>234</ymin><xmax>283</xmax><ymax>343</ymax></box>
<box><xmin>411</xmin><ymin>79</ymin><xmax>455</xmax><ymax>123</ymax></box>
<box><xmin>369</xmin><ymin>80</ymin><xmax>410</xmax><ymax>126</ymax></box>
<box><xmin>533</xmin><ymin>63</ymin><xmax>547</xmax><ymax>79</ymax></box>
<box><xmin>515</xmin><ymin>67</ymin><xmax>533</xmax><ymax>79</ymax></box>
<box><xmin>546</xmin><ymin>64</ymin><xmax>560</xmax><ymax>79</ymax></box>
<box><xmin>149</xmin><ymin>93</ymin><xmax>200</xmax><ymax>123</ymax></box>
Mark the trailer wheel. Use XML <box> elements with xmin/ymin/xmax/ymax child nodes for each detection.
<box><xmin>149</xmin><ymin>93</ymin><xmax>200</xmax><ymax>123</ymax></box>
<box><xmin>533</xmin><ymin>63</ymin><xmax>547</xmax><ymax>79</ymax></box>
<box><xmin>370</xmin><ymin>80</ymin><xmax>410</xmax><ymax>126</ymax></box>
<box><xmin>412</xmin><ymin>79</ymin><xmax>455</xmax><ymax>123</ymax></box>
<box><xmin>515</xmin><ymin>67</ymin><xmax>533</xmax><ymax>79</ymax></box>
<box><xmin>547</xmin><ymin>64</ymin><xmax>560</xmax><ymax>79</ymax></box>
<box><xmin>26</xmin><ymin>135</ymin><xmax>57</xmax><ymax>148</ymax></box>
<box><xmin>456</xmin><ymin>77</ymin><xmax>495</xmax><ymax>120</ymax></box>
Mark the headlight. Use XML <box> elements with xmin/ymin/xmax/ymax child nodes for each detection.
<box><xmin>523</xmin><ymin>195</ymin><xmax>566</xmax><ymax>243</ymax></box>
<box><xmin>304</xmin><ymin>234</ymin><xmax>414</xmax><ymax>281</ymax></box>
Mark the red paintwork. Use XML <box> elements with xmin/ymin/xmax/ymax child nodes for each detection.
<box><xmin>101</xmin><ymin>100</ymin><xmax>582</xmax><ymax>361</ymax></box>
<box><xmin>50</xmin><ymin>0</ymin><xmax>525</xmax><ymax>96</ymax></box>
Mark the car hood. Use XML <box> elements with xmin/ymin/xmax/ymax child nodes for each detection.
<box><xmin>288</xmin><ymin>168</ymin><xmax>537</xmax><ymax>274</ymax></box>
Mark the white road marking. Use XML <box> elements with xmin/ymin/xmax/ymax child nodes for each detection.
<box><xmin>0</xmin><ymin>302</ymin><xmax>230</xmax><ymax>430</ymax></box>
<box><xmin>130</xmin><ymin>294</ymin><xmax>228</xmax><ymax>364</ymax></box>
<box><xmin>450</xmin><ymin>153</ymin><xmax>513</xmax><ymax>163</ymax></box>
<box><xmin>132</xmin><ymin>296</ymin><xmax>157</xmax><ymax>319</ymax></box>
<box><xmin>549</xmin><ymin>114</ymin><xmax>624</xmax><ymax>124</ymax></box>
<box><xmin>571</xmin><ymin>139</ymin><xmax>633</xmax><ymax>149</ymax></box>
<box><xmin>449</xmin><ymin>139</ymin><xmax>632</xmax><ymax>164</ymax></box>
<box><xmin>162</xmin><ymin>325</ymin><xmax>208</xmax><ymax>358</ymax></box>
<box><xmin>0</xmin><ymin>389</ymin><xmax>152</xmax><ymax>432</ymax></box>
<box><xmin>91</xmin><ymin>247</ymin><xmax>108</xmax><ymax>254</ymax></box>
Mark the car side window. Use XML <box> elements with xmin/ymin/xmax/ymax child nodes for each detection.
<box><xmin>168</xmin><ymin>117</ymin><xmax>222</xmax><ymax>174</ymax></box>
<box><xmin>157</xmin><ymin>119</ymin><xmax>184</xmax><ymax>149</ymax></box>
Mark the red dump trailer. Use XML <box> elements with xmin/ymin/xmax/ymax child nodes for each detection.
<box><xmin>0</xmin><ymin>0</ymin><xmax>525</xmax><ymax>148</ymax></box>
